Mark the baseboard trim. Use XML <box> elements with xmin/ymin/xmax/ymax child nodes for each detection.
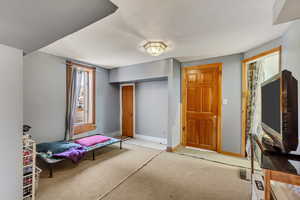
<box><xmin>221</xmin><ymin>151</ymin><xmax>245</xmax><ymax>158</ymax></box>
<box><xmin>185</xmin><ymin>146</ymin><xmax>215</xmax><ymax>152</ymax></box>
<box><xmin>166</xmin><ymin>144</ymin><xmax>182</xmax><ymax>152</ymax></box>
<box><xmin>134</xmin><ymin>134</ymin><xmax>167</xmax><ymax>145</ymax></box>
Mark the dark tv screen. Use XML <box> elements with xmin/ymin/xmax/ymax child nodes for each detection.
<box><xmin>261</xmin><ymin>78</ymin><xmax>281</xmax><ymax>134</ymax></box>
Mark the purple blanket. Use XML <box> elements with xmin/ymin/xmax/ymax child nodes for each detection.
<box><xmin>53</xmin><ymin>147</ymin><xmax>86</xmax><ymax>163</ymax></box>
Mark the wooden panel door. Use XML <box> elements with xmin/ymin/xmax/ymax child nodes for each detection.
<box><xmin>122</xmin><ymin>86</ymin><xmax>134</xmax><ymax>137</ymax></box>
<box><xmin>183</xmin><ymin>64</ymin><xmax>221</xmax><ymax>151</ymax></box>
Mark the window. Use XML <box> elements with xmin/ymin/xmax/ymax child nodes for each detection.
<box><xmin>67</xmin><ymin>62</ymin><xmax>96</xmax><ymax>134</ymax></box>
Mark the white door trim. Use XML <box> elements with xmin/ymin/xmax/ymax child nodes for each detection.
<box><xmin>120</xmin><ymin>83</ymin><xmax>135</xmax><ymax>137</ymax></box>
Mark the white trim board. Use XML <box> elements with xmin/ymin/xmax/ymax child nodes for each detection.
<box><xmin>135</xmin><ymin>134</ymin><xmax>167</xmax><ymax>145</ymax></box>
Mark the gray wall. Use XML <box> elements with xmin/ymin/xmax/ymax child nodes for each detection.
<box><xmin>92</xmin><ymin>67</ymin><xmax>119</xmax><ymax>137</ymax></box>
<box><xmin>281</xmin><ymin>20</ymin><xmax>300</xmax><ymax>79</ymax></box>
<box><xmin>135</xmin><ymin>80</ymin><xmax>168</xmax><ymax>139</ymax></box>
<box><xmin>168</xmin><ymin>59</ymin><xmax>181</xmax><ymax>147</ymax></box>
<box><xmin>0</xmin><ymin>44</ymin><xmax>23</xmax><ymax>200</ymax></box>
<box><xmin>109</xmin><ymin>59</ymin><xmax>170</xmax><ymax>83</ymax></box>
<box><xmin>244</xmin><ymin>37</ymin><xmax>283</xmax><ymax>59</ymax></box>
<box><xmin>23</xmin><ymin>51</ymin><xmax>119</xmax><ymax>143</ymax></box>
<box><xmin>109</xmin><ymin>58</ymin><xmax>181</xmax><ymax>148</ymax></box>
<box><xmin>23</xmin><ymin>52</ymin><xmax>66</xmax><ymax>143</ymax></box>
<box><xmin>182</xmin><ymin>54</ymin><xmax>244</xmax><ymax>154</ymax></box>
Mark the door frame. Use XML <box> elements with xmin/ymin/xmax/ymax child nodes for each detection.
<box><xmin>120</xmin><ymin>83</ymin><xmax>136</xmax><ymax>137</ymax></box>
<box><xmin>181</xmin><ymin>63</ymin><xmax>223</xmax><ymax>153</ymax></box>
<box><xmin>241</xmin><ymin>46</ymin><xmax>282</xmax><ymax>157</ymax></box>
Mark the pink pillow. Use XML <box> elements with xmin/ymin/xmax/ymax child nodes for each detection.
<box><xmin>75</xmin><ymin>135</ymin><xmax>111</xmax><ymax>147</ymax></box>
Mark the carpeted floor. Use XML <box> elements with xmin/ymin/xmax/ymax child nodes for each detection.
<box><xmin>37</xmin><ymin>144</ymin><xmax>160</xmax><ymax>200</ymax></box>
<box><xmin>175</xmin><ymin>146</ymin><xmax>260</xmax><ymax>170</ymax></box>
<box><xmin>37</xmin><ymin>143</ymin><xmax>250</xmax><ymax>200</ymax></box>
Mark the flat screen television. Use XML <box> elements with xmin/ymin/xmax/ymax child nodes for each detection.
<box><xmin>261</xmin><ymin>70</ymin><xmax>298</xmax><ymax>153</ymax></box>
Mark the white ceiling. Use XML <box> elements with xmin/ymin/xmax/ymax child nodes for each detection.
<box><xmin>40</xmin><ymin>0</ymin><xmax>290</xmax><ymax>68</ymax></box>
<box><xmin>273</xmin><ymin>0</ymin><xmax>300</xmax><ymax>24</ymax></box>
<box><xmin>0</xmin><ymin>0</ymin><xmax>117</xmax><ymax>53</ymax></box>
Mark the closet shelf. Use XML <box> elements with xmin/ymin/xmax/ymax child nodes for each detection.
<box><xmin>23</xmin><ymin>135</ymin><xmax>41</xmax><ymax>200</ymax></box>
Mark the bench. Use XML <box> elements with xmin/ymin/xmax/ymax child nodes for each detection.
<box><xmin>37</xmin><ymin>136</ymin><xmax>122</xmax><ymax>178</ymax></box>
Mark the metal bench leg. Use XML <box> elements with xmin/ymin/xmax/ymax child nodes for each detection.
<box><xmin>49</xmin><ymin>164</ymin><xmax>53</xmax><ymax>178</ymax></box>
<box><xmin>93</xmin><ymin>150</ymin><xmax>95</xmax><ymax>160</ymax></box>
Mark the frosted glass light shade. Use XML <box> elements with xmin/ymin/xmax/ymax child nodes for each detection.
<box><xmin>143</xmin><ymin>41</ymin><xmax>167</xmax><ymax>56</ymax></box>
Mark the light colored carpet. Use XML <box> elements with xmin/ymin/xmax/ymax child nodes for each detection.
<box><xmin>175</xmin><ymin>146</ymin><xmax>260</xmax><ymax>170</ymax></box>
<box><xmin>37</xmin><ymin>144</ymin><xmax>160</xmax><ymax>200</ymax></box>
<box><xmin>102</xmin><ymin>152</ymin><xmax>250</xmax><ymax>200</ymax></box>
<box><xmin>37</xmin><ymin>144</ymin><xmax>250</xmax><ymax>200</ymax></box>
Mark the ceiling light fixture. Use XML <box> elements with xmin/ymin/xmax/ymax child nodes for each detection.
<box><xmin>143</xmin><ymin>41</ymin><xmax>168</xmax><ymax>56</ymax></box>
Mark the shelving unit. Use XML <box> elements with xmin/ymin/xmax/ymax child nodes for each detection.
<box><xmin>23</xmin><ymin>136</ymin><xmax>40</xmax><ymax>200</ymax></box>
<box><xmin>251</xmin><ymin>134</ymin><xmax>300</xmax><ymax>200</ymax></box>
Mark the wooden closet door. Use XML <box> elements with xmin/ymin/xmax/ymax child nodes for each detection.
<box><xmin>183</xmin><ymin>64</ymin><xmax>221</xmax><ymax>151</ymax></box>
<box><xmin>122</xmin><ymin>86</ymin><xmax>134</xmax><ymax>137</ymax></box>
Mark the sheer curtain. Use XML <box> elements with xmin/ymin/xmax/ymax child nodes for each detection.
<box><xmin>65</xmin><ymin>67</ymin><xmax>82</xmax><ymax>140</ymax></box>
<box><xmin>246</xmin><ymin>61</ymin><xmax>263</xmax><ymax>156</ymax></box>
<box><xmin>245</xmin><ymin>54</ymin><xmax>279</xmax><ymax>157</ymax></box>
<box><xmin>249</xmin><ymin>60</ymin><xmax>264</xmax><ymax>136</ymax></box>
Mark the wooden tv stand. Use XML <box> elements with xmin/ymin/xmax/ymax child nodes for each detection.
<box><xmin>251</xmin><ymin>134</ymin><xmax>300</xmax><ymax>200</ymax></box>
